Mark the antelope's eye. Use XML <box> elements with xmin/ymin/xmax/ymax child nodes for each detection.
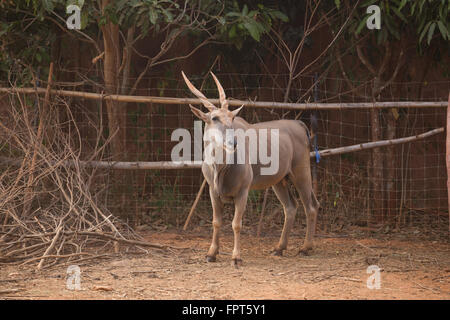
<box><xmin>211</xmin><ymin>116</ymin><xmax>219</xmax><ymax>121</ymax></box>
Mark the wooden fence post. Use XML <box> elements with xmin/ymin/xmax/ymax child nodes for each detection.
<box><xmin>447</xmin><ymin>92</ymin><xmax>450</xmax><ymax>231</ymax></box>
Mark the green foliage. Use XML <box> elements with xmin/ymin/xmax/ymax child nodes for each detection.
<box><xmin>101</xmin><ymin>0</ymin><xmax>181</xmax><ymax>38</ymax></box>
<box><xmin>215</xmin><ymin>2</ymin><xmax>288</xmax><ymax>49</ymax></box>
<box><xmin>0</xmin><ymin>0</ymin><xmax>290</xmax><ymax>83</ymax></box>
<box><xmin>341</xmin><ymin>0</ymin><xmax>449</xmax><ymax>46</ymax></box>
<box><xmin>0</xmin><ymin>0</ymin><xmax>94</xmax><ymax>82</ymax></box>
<box><xmin>147</xmin><ymin>175</ymin><xmax>183</xmax><ymax>215</ymax></box>
<box><xmin>101</xmin><ymin>1</ymin><xmax>288</xmax><ymax>50</ymax></box>
<box><xmin>413</xmin><ymin>0</ymin><xmax>449</xmax><ymax>43</ymax></box>
<box><xmin>0</xmin><ymin>3</ymin><xmax>52</xmax><ymax>81</ymax></box>
<box><xmin>248</xmin><ymin>189</ymin><xmax>263</xmax><ymax>213</ymax></box>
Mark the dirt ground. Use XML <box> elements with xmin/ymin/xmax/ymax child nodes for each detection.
<box><xmin>0</xmin><ymin>227</ymin><xmax>449</xmax><ymax>300</ymax></box>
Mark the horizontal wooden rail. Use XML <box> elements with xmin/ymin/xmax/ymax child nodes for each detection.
<box><xmin>0</xmin><ymin>87</ymin><xmax>447</xmax><ymax>110</ymax></box>
<box><xmin>316</xmin><ymin>127</ymin><xmax>444</xmax><ymax>157</ymax></box>
<box><xmin>0</xmin><ymin>128</ymin><xmax>444</xmax><ymax>170</ymax></box>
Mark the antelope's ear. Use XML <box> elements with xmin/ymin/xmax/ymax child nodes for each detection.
<box><xmin>231</xmin><ymin>104</ymin><xmax>244</xmax><ymax>117</ymax></box>
<box><xmin>189</xmin><ymin>104</ymin><xmax>210</xmax><ymax>122</ymax></box>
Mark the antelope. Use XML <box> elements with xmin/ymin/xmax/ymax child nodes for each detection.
<box><xmin>182</xmin><ymin>71</ymin><xmax>320</xmax><ymax>267</ymax></box>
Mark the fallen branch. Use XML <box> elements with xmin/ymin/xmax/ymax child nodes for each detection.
<box><xmin>1</xmin><ymin>230</ymin><xmax>187</xmax><ymax>250</ymax></box>
<box><xmin>183</xmin><ymin>179</ymin><xmax>207</xmax><ymax>231</ymax></box>
<box><xmin>20</xmin><ymin>252</ymin><xmax>92</xmax><ymax>266</ymax></box>
<box><xmin>0</xmin><ymin>288</ymin><xmax>22</xmax><ymax>295</ymax></box>
<box><xmin>36</xmin><ymin>222</ymin><xmax>62</xmax><ymax>270</ymax></box>
<box><xmin>0</xmin><ymin>86</ymin><xmax>170</xmax><ymax>269</ymax></box>
<box><xmin>70</xmin><ymin>231</ymin><xmax>182</xmax><ymax>250</ymax></box>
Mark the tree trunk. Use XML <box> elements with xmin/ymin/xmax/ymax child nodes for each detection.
<box><xmin>100</xmin><ymin>0</ymin><xmax>129</xmax><ymax>219</ymax></box>
<box><xmin>101</xmin><ymin>0</ymin><xmax>126</xmax><ymax>161</ymax></box>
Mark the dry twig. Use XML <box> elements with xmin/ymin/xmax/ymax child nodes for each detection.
<box><xmin>0</xmin><ymin>84</ymin><xmax>173</xmax><ymax>269</ymax></box>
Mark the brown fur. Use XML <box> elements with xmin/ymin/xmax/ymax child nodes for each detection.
<box><xmin>182</xmin><ymin>71</ymin><xmax>320</xmax><ymax>267</ymax></box>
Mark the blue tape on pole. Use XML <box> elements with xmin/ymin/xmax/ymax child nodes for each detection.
<box><xmin>315</xmin><ymin>145</ymin><xmax>320</xmax><ymax>163</ymax></box>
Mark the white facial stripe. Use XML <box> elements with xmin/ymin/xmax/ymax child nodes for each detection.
<box><xmin>224</xmin><ymin>129</ymin><xmax>235</xmax><ymax>152</ymax></box>
<box><xmin>204</xmin><ymin>128</ymin><xmax>223</xmax><ymax>145</ymax></box>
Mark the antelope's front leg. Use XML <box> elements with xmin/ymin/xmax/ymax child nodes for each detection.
<box><xmin>206</xmin><ymin>188</ymin><xmax>223</xmax><ymax>262</ymax></box>
<box><xmin>231</xmin><ymin>191</ymin><xmax>248</xmax><ymax>268</ymax></box>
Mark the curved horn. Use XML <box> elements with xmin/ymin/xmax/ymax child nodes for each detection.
<box><xmin>231</xmin><ymin>104</ymin><xmax>244</xmax><ymax>117</ymax></box>
<box><xmin>210</xmin><ymin>72</ymin><xmax>229</xmax><ymax>110</ymax></box>
<box><xmin>181</xmin><ymin>71</ymin><xmax>216</xmax><ymax>112</ymax></box>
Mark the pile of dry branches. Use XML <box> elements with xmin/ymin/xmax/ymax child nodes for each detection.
<box><xmin>0</xmin><ymin>88</ymin><xmax>164</xmax><ymax>270</ymax></box>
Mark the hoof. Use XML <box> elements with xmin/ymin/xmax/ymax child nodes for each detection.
<box><xmin>206</xmin><ymin>255</ymin><xmax>216</xmax><ymax>263</ymax></box>
<box><xmin>297</xmin><ymin>247</ymin><xmax>313</xmax><ymax>256</ymax></box>
<box><xmin>271</xmin><ymin>249</ymin><xmax>283</xmax><ymax>256</ymax></box>
<box><xmin>232</xmin><ymin>258</ymin><xmax>243</xmax><ymax>268</ymax></box>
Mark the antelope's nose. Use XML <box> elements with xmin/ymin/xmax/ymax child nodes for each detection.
<box><xmin>233</xmin><ymin>136</ymin><xmax>238</xmax><ymax>149</ymax></box>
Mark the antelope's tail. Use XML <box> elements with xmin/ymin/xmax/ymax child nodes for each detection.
<box><xmin>298</xmin><ymin>121</ymin><xmax>312</xmax><ymax>147</ymax></box>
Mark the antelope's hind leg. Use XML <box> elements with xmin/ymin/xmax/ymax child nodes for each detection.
<box><xmin>206</xmin><ymin>188</ymin><xmax>223</xmax><ymax>262</ymax></box>
<box><xmin>290</xmin><ymin>166</ymin><xmax>320</xmax><ymax>255</ymax></box>
<box><xmin>271</xmin><ymin>179</ymin><xmax>298</xmax><ymax>256</ymax></box>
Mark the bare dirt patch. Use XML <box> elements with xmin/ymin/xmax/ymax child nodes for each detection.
<box><xmin>1</xmin><ymin>228</ymin><xmax>449</xmax><ymax>300</ymax></box>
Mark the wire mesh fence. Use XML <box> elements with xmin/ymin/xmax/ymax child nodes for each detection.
<box><xmin>1</xmin><ymin>73</ymin><xmax>448</xmax><ymax>237</ymax></box>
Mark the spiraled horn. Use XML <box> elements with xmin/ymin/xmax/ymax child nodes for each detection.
<box><xmin>181</xmin><ymin>71</ymin><xmax>216</xmax><ymax>112</ymax></box>
<box><xmin>210</xmin><ymin>72</ymin><xmax>229</xmax><ymax>110</ymax></box>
